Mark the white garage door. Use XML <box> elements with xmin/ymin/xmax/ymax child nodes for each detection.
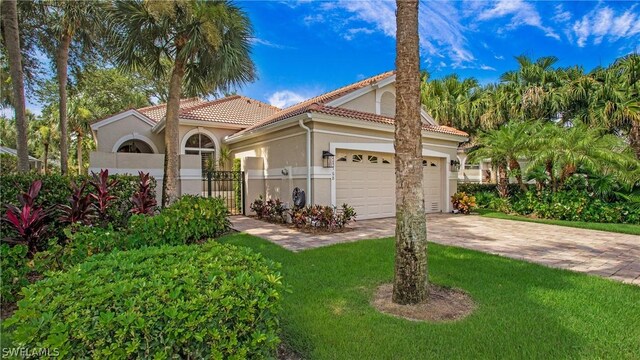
<box><xmin>422</xmin><ymin>158</ymin><xmax>443</xmax><ymax>213</ymax></box>
<box><xmin>336</xmin><ymin>150</ymin><xmax>443</xmax><ymax>220</ymax></box>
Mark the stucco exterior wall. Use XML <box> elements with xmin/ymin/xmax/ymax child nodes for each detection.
<box><xmin>229</xmin><ymin>118</ymin><xmax>462</xmax><ymax>213</ymax></box>
<box><xmin>89</xmin><ymin>152</ymin><xmax>204</xmax><ymax>203</ymax></box>
<box><xmin>340</xmin><ymin>91</ymin><xmax>376</xmax><ymax>113</ymax></box>
<box><xmin>94</xmin><ymin>115</ymin><xmax>163</xmax><ymax>153</ymax></box>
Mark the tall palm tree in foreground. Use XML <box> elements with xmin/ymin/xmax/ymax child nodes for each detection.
<box><xmin>1</xmin><ymin>0</ymin><xmax>29</xmax><ymax>172</ymax></box>
<box><xmin>393</xmin><ymin>0</ymin><xmax>427</xmax><ymax>305</ymax></box>
<box><xmin>110</xmin><ymin>0</ymin><xmax>255</xmax><ymax>207</ymax></box>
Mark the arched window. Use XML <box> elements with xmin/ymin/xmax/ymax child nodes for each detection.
<box><xmin>117</xmin><ymin>139</ymin><xmax>154</xmax><ymax>154</ymax></box>
<box><xmin>185</xmin><ymin>133</ymin><xmax>216</xmax><ymax>173</ymax></box>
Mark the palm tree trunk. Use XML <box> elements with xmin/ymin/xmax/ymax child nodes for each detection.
<box><xmin>630</xmin><ymin>120</ymin><xmax>640</xmax><ymax>160</ymax></box>
<box><xmin>1</xmin><ymin>0</ymin><xmax>29</xmax><ymax>173</ymax></box>
<box><xmin>56</xmin><ymin>33</ymin><xmax>72</xmax><ymax>175</ymax></box>
<box><xmin>77</xmin><ymin>131</ymin><xmax>83</xmax><ymax>175</ymax></box>
<box><xmin>509</xmin><ymin>158</ymin><xmax>526</xmax><ymax>192</ymax></box>
<box><xmin>545</xmin><ymin>160</ymin><xmax>555</xmax><ymax>192</ymax></box>
<box><xmin>43</xmin><ymin>143</ymin><xmax>49</xmax><ymax>174</ymax></box>
<box><xmin>497</xmin><ymin>164</ymin><xmax>509</xmax><ymax>198</ymax></box>
<box><xmin>392</xmin><ymin>0</ymin><xmax>428</xmax><ymax>305</ymax></box>
<box><xmin>162</xmin><ymin>59</ymin><xmax>185</xmax><ymax>207</ymax></box>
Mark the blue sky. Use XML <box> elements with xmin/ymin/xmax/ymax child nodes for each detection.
<box><xmin>22</xmin><ymin>0</ymin><xmax>640</xmax><ymax>114</ymax></box>
<box><xmin>239</xmin><ymin>0</ymin><xmax>640</xmax><ymax>108</ymax></box>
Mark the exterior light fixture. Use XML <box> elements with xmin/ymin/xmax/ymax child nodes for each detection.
<box><xmin>322</xmin><ymin>150</ymin><xmax>335</xmax><ymax>168</ymax></box>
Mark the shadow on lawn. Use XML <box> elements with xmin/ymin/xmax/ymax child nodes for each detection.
<box><xmin>221</xmin><ymin>233</ymin><xmax>638</xmax><ymax>359</ymax></box>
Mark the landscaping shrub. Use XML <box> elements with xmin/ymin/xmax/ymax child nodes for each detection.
<box><xmin>0</xmin><ymin>244</ymin><xmax>30</xmax><ymax>303</ymax></box>
<box><xmin>35</xmin><ymin>196</ymin><xmax>231</xmax><ymax>272</ymax></box>
<box><xmin>474</xmin><ymin>191</ymin><xmax>497</xmax><ymax>209</ymax></box>
<box><xmin>2</xmin><ymin>180</ymin><xmax>52</xmax><ymax>256</ymax></box>
<box><xmin>5</xmin><ymin>242</ymin><xmax>284</xmax><ymax>359</ymax></box>
<box><xmin>130</xmin><ymin>171</ymin><xmax>157</xmax><ymax>215</ymax></box>
<box><xmin>451</xmin><ymin>192</ymin><xmax>476</xmax><ymax>214</ymax></box>
<box><xmin>34</xmin><ymin>227</ymin><xmax>123</xmax><ymax>272</ymax></box>
<box><xmin>128</xmin><ymin>195</ymin><xmax>230</xmax><ymax>247</ymax></box>
<box><xmin>0</xmin><ymin>153</ymin><xmax>18</xmax><ymax>174</ymax></box>
<box><xmin>251</xmin><ymin>196</ymin><xmax>287</xmax><ymax>223</ymax></box>
<box><xmin>457</xmin><ymin>183</ymin><xmax>522</xmax><ymax>197</ymax></box>
<box><xmin>233</xmin><ymin>158</ymin><xmax>242</xmax><ymax>212</ymax></box>
<box><xmin>0</xmin><ymin>173</ymin><xmax>153</xmax><ymax>238</ymax></box>
<box><xmin>290</xmin><ymin>203</ymin><xmax>357</xmax><ymax>231</ymax></box>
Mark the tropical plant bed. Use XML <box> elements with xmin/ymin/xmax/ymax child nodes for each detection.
<box><xmin>475</xmin><ymin>209</ymin><xmax>640</xmax><ymax>236</ymax></box>
<box><xmin>248</xmin><ymin>215</ymin><xmax>356</xmax><ymax>235</ymax></box>
<box><xmin>250</xmin><ymin>197</ymin><xmax>357</xmax><ymax>233</ymax></box>
<box><xmin>219</xmin><ymin>233</ymin><xmax>640</xmax><ymax>359</ymax></box>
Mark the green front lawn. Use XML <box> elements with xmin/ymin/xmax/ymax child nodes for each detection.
<box><xmin>475</xmin><ymin>209</ymin><xmax>640</xmax><ymax>235</ymax></box>
<box><xmin>220</xmin><ymin>233</ymin><xmax>640</xmax><ymax>359</ymax></box>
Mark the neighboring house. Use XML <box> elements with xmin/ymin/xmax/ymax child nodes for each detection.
<box><xmin>456</xmin><ymin>144</ymin><xmax>528</xmax><ymax>185</ymax></box>
<box><xmin>456</xmin><ymin>144</ymin><xmax>494</xmax><ymax>183</ymax></box>
<box><xmin>90</xmin><ymin>71</ymin><xmax>468</xmax><ymax>220</ymax></box>
<box><xmin>0</xmin><ymin>146</ymin><xmax>42</xmax><ymax>172</ymax></box>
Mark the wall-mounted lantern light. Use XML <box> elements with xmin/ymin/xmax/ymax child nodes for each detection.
<box><xmin>450</xmin><ymin>159</ymin><xmax>461</xmax><ymax>172</ymax></box>
<box><xmin>322</xmin><ymin>150</ymin><xmax>335</xmax><ymax>168</ymax></box>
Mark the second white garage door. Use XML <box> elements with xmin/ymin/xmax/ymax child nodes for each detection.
<box><xmin>335</xmin><ymin>150</ymin><xmax>443</xmax><ymax>220</ymax></box>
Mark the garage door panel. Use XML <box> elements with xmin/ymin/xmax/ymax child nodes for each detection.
<box><xmin>336</xmin><ymin>151</ymin><xmax>443</xmax><ymax>219</ymax></box>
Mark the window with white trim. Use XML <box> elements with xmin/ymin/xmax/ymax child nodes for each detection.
<box><xmin>185</xmin><ymin>133</ymin><xmax>216</xmax><ymax>174</ymax></box>
<box><xmin>117</xmin><ymin>139</ymin><xmax>154</xmax><ymax>154</ymax></box>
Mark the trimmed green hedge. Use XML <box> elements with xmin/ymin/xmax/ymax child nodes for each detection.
<box><xmin>5</xmin><ymin>242</ymin><xmax>284</xmax><ymax>359</ymax></box>
<box><xmin>0</xmin><ymin>244</ymin><xmax>30</xmax><ymax>303</ymax></box>
<box><xmin>457</xmin><ymin>183</ymin><xmax>522</xmax><ymax>197</ymax></box>
<box><xmin>35</xmin><ymin>196</ymin><xmax>231</xmax><ymax>272</ymax></box>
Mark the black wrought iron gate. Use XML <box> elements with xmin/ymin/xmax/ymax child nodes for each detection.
<box><xmin>203</xmin><ymin>171</ymin><xmax>244</xmax><ymax>215</ymax></box>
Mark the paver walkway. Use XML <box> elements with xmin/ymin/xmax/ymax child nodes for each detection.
<box><xmin>231</xmin><ymin>214</ymin><xmax>640</xmax><ymax>285</ymax></box>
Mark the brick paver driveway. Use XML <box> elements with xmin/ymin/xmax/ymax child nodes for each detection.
<box><xmin>231</xmin><ymin>214</ymin><xmax>640</xmax><ymax>285</ymax></box>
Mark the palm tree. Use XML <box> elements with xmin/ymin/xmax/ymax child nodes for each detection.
<box><xmin>67</xmin><ymin>97</ymin><xmax>93</xmax><ymax>175</ymax></box>
<box><xmin>218</xmin><ymin>147</ymin><xmax>231</xmax><ymax>171</ymax></box>
<box><xmin>421</xmin><ymin>74</ymin><xmax>481</xmax><ymax>131</ymax></box>
<box><xmin>528</xmin><ymin>122</ymin><xmax>638</xmax><ymax>190</ymax></box>
<box><xmin>36</xmin><ymin>120</ymin><xmax>55</xmax><ymax>174</ymax></box>
<box><xmin>110</xmin><ymin>0</ymin><xmax>255</xmax><ymax>207</ymax></box>
<box><xmin>1</xmin><ymin>0</ymin><xmax>29</xmax><ymax>172</ymax></box>
<box><xmin>468</xmin><ymin>126</ymin><xmax>513</xmax><ymax>197</ymax></box>
<box><xmin>393</xmin><ymin>0</ymin><xmax>427</xmax><ymax>305</ymax></box>
<box><xmin>34</xmin><ymin>1</ymin><xmax>106</xmax><ymax>175</ymax></box>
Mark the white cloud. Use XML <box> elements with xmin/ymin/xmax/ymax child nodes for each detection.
<box><xmin>480</xmin><ymin>64</ymin><xmax>496</xmax><ymax>71</ymax></box>
<box><xmin>303</xmin><ymin>14</ymin><xmax>324</xmax><ymax>26</ymax></box>
<box><xmin>552</xmin><ymin>4</ymin><xmax>572</xmax><ymax>23</ymax></box>
<box><xmin>312</xmin><ymin>1</ymin><xmax>474</xmax><ymax>67</ymax></box>
<box><xmin>570</xmin><ymin>5</ymin><xmax>640</xmax><ymax>47</ymax></box>
<box><xmin>494</xmin><ymin>55</ymin><xmax>504</xmax><ymax>60</ymax></box>
<box><xmin>476</xmin><ymin>0</ymin><xmax>560</xmax><ymax>40</ymax></box>
<box><xmin>344</xmin><ymin>27</ymin><xmax>375</xmax><ymax>41</ymax></box>
<box><xmin>250</xmin><ymin>38</ymin><xmax>286</xmax><ymax>49</ymax></box>
<box><xmin>268</xmin><ymin>90</ymin><xmax>308</xmax><ymax>108</ymax></box>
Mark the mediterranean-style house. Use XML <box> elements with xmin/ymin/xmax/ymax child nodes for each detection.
<box><xmin>90</xmin><ymin>71</ymin><xmax>468</xmax><ymax>219</ymax></box>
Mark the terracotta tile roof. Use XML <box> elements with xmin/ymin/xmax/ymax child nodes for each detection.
<box><xmin>179</xmin><ymin>95</ymin><xmax>279</xmax><ymax>126</ymax></box>
<box><xmin>236</xmin><ymin>71</ymin><xmax>397</xmax><ymax>135</ymax></box>
<box><xmin>137</xmin><ymin>98</ymin><xmax>206</xmax><ymax>122</ymax></box>
<box><xmin>309</xmin><ymin>105</ymin><xmax>469</xmax><ymax>137</ymax></box>
<box><xmin>231</xmin><ymin>70</ymin><xmax>467</xmax><ymax>138</ymax></box>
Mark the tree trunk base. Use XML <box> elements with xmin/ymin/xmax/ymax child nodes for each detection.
<box><xmin>373</xmin><ymin>283</ymin><xmax>475</xmax><ymax>322</ymax></box>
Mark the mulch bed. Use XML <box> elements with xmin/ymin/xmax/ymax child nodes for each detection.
<box><xmin>372</xmin><ymin>283</ymin><xmax>476</xmax><ymax>322</ymax></box>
